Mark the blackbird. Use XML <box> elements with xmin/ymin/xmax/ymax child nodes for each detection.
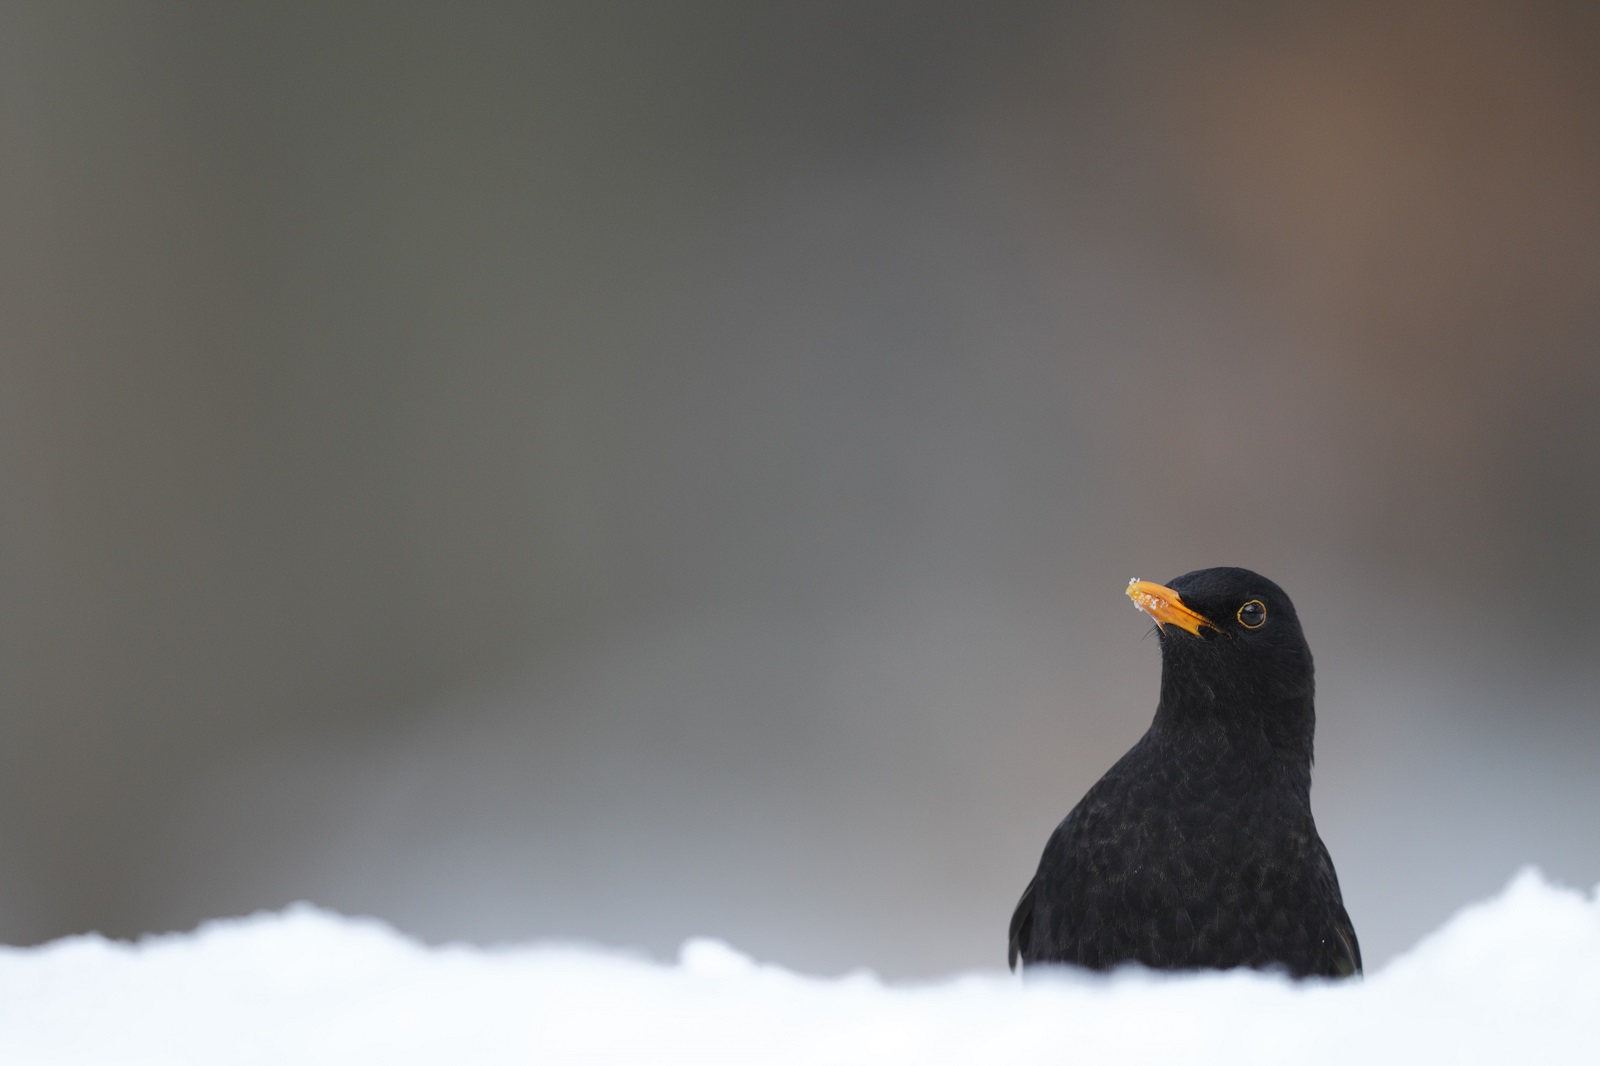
<box><xmin>1008</xmin><ymin>567</ymin><xmax>1360</xmax><ymax>978</ymax></box>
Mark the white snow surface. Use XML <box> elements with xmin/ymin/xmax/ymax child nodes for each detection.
<box><xmin>2</xmin><ymin>869</ymin><xmax>1597</xmax><ymax>1065</ymax></box>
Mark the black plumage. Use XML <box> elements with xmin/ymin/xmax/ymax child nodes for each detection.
<box><xmin>1009</xmin><ymin>566</ymin><xmax>1360</xmax><ymax>978</ymax></box>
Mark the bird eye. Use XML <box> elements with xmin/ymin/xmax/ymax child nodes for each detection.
<box><xmin>1237</xmin><ymin>600</ymin><xmax>1266</xmax><ymax>629</ymax></box>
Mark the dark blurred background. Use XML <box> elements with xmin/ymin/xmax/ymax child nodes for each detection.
<box><xmin>3</xmin><ymin>1</ymin><xmax>1599</xmax><ymax>977</ymax></box>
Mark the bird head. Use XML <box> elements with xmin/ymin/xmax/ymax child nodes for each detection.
<box><xmin>1126</xmin><ymin>567</ymin><xmax>1315</xmax><ymax>723</ymax></box>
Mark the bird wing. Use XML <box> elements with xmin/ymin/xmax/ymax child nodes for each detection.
<box><xmin>1314</xmin><ymin>836</ymin><xmax>1363</xmax><ymax>977</ymax></box>
<box><xmin>1007</xmin><ymin>876</ymin><xmax>1036</xmax><ymax>971</ymax></box>
<box><xmin>1333</xmin><ymin>911</ymin><xmax>1363</xmax><ymax>977</ymax></box>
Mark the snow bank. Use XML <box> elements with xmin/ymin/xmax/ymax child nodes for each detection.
<box><xmin>2</xmin><ymin>869</ymin><xmax>1596</xmax><ymax>1065</ymax></box>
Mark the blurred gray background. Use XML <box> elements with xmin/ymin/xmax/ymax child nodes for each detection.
<box><xmin>3</xmin><ymin>1</ymin><xmax>1599</xmax><ymax>978</ymax></box>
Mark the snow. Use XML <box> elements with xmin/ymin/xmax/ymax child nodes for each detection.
<box><xmin>2</xmin><ymin>869</ymin><xmax>1597</xmax><ymax>1065</ymax></box>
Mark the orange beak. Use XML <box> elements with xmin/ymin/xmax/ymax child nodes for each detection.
<box><xmin>1126</xmin><ymin>579</ymin><xmax>1219</xmax><ymax>637</ymax></box>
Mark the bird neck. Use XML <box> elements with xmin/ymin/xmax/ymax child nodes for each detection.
<box><xmin>1151</xmin><ymin>676</ymin><xmax>1317</xmax><ymax>785</ymax></box>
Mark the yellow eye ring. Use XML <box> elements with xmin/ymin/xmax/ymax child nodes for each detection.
<box><xmin>1237</xmin><ymin>600</ymin><xmax>1267</xmax><ymax>629</ymax></box>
